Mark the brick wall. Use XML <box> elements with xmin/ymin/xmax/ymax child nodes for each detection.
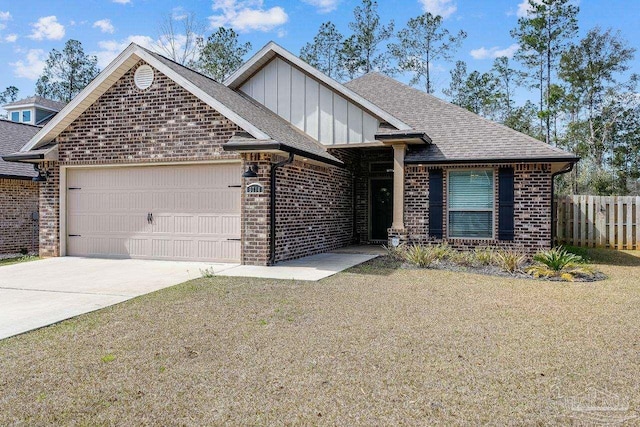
<box><xmin>0</xmin><ymin>178</ymin><xmax>39</xmax><ymax>255</ymax></box>
<box><xmin>40</xmin><ymin>61</ymin><xmax>243</xmax><ymax>257</ymax></box>
<box><xmin>39</xmin><ymin>162</ymin><xmax>60</xmax><ymax>257</ymax></box>
<box><xmin>241</xmin><ymin>153</ymin><xmax>354</xmax><ymax>265</ymax></box>
<box><xmin>404</xmin><ymin>163</ymin><xmax>552</xmax><ymax>253</ymax></box>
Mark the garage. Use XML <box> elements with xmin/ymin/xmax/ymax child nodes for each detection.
<box><xmin>65</xmin><ymin>163</ymin><xmax>241</xmax><ymax>263</ymax></box>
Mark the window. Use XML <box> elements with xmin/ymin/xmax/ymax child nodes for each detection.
<box><xmin>10</xmin><ymin>111</ymin><xmax>19</xmax><ymax>122</ymax></box>
<box><xmin>448</xmin><ymin>170</ymin><xmax>494</xmax><ymax>238</ymax></box>
<box><xmin>22</xmin><ymin>110</ymin><xmax>31</xmax><ymax>123</ymax></box>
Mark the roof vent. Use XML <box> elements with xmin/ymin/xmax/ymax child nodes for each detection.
<box><xmin>134</xmin><ymin>65</ymin><xmax>154</xmax><ymax>90</ymax></box>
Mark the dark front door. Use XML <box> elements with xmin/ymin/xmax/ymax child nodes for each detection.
<box><xmin>370</xmin><ymin>178</ymin><xmax>394</xmax><ymax>241</ymax></box>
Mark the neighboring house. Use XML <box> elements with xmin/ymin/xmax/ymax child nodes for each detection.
<box><xmin>3</xmin><ymin>42</ymin><xmax>578</xmax><ymax>265</ymax></box>
<box><xmin>0</xmin><ymin>120</ymin><xmax>40</xmax><ymax>255</ymax></box>
<box><xmin>4</xmin><ymin>96</ymin><xmax>66</xmax><ymax>126</ymax></box>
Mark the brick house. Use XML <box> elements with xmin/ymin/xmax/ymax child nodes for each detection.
<box><xmin>0</xmin><ymin>120</ymin><xmax>40</xmax><ymax>255</ymax></box>
<box><xmin>4</xmin><ymin>42</ymin><xmax>578</xmax><ymax>265</ymax></box>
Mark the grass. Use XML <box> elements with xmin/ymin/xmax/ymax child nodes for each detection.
<box><xmin>1</xmin><ymin>249</ymin><xmax>640</xmax><ymax>425</ymax></box>
<box><xmin>0</xmin><ymin>255</ymin><xmax>39</xmax><ymax>267</ymax></box>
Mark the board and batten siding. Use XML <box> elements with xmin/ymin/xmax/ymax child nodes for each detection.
<box><xmin>240</xmin><ymin>57</ymin><xmax>379</xmax><ymax>145</ymax></box>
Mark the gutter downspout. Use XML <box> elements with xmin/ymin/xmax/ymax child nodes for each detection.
<box><xmin>269</xmin><ymin>153</ymin><xmax>295</xmax><ymax>265</ymax></box>
<box><xmin>550</xmin><ymin>162</ymin><xmax>576</xmax><ymax>247</ymax></box>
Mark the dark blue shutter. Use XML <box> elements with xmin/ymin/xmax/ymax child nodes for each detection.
<box><xmin>498</xmin><ymin>167</ymin><xmax>515</xmax><ymax>241</ymax></box>
<box><xmin>429</xmin><ymin>169</ymin><xmax>444</xmax><ymax>239</ymax></box>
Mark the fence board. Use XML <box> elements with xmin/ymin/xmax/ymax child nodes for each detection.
<box><xmin>556</xmin><ymin>195</ymin><xmax>639</xmax><ymax>250</ymax></box>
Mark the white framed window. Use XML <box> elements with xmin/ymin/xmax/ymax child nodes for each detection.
<box><xmin>22</xmin><ymin>110</ymin><xmax>31</xmax><ymax>123</ymax></box>
<box><xmin>10</xmin><ymin>111</ymin><xmax>19</xmax><ymax>122</ymax></box>
<box><xmin>447</xmin><ymin>169</ymin><xmax>494</xmax><ymax>239</ymax></box>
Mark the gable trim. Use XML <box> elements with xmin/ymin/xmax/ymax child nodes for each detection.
<box><xmin>21</xmin><ymin>44</ymin><xmax>270</xmax><ymax>153</ymax></box>
<box><xmin>224</xmin><ymin>41</ymin><xmax>413</xmax><ymax>132</ymax></box>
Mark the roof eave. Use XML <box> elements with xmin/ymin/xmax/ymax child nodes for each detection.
<box><xmin>376</xmin><ymin>132</ymin><xmax>432</xmax><ymax>144</ymax></box>
<box><xmin>223</xmin><ymin>141</ymin><xmax>344</xmax><ymax>168</ymax></box>
<box><xmin>404</xmin><ymin>156</ymin><xmax>581</xmax><ymax>165</ymax></box>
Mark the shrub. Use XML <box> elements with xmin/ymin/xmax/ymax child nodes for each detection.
<box><xmin>527</xmin><ymin>246</ymin><xmax>595</xmax><ymax>282</ymax></box>
<box><xmin>404</xmin><ymin>244</ymin><xmax>438</xmax><ymax>268</ymax></box>
<box><xmin>448</xmin><ymin>250</ymin><xmax>476</xmax><ymax>267</ymax></box>
<box><xmin>384</xmin><ymin>243</ymin><xmax>406</xmax><ymax>261</ymax></box>
<box><xmin>494</xmin><ymin>249</ymin><xmax>527</xmax><ymax>274</ymax></box>
<box><xmin>431</xmin><ymin>243</ymin><xmax>453</xmax><ymax>261</ymax></box>
<box><xmin>473</xmin><ymin>247</ymin><xmax>495</xmax><ymax>266</ymax></box>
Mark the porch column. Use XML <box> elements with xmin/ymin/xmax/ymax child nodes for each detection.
<box><xmin>392</xmin><ymin>144</ymin><xmax>406</xmax><ymax>230</ymax></box>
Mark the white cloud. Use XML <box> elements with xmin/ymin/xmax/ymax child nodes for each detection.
<box><xmin>28</xmin><ymin>16</ymin><xmax>65</xmax><ymax>40</ymax></box>
<box><xmin>94</xmin><ymin>35</ymin><xmax>154</xmax><ymax>68</ymax></box>
<box><xmin>0</xmin><ymin>11</ymin><xmax>11</xmax><ymax>21</ymax></box>
<box><xmin>209</xmin><ymin>0</ymin><xmax>288</xmax><ymax>32</ymax></box>
<box><xmin>302</xmin><ymin>0</ymin><xmax>339</xmax><ymax>13</ymax></box>
<box><xmin>419</xmin><ymin>0</ymin><xmax>457</xmax><ymax>19</ymax></box>
<box><xmin>112</xmin><ymin>0</ymin><xmax>131</xmax><ymax>3</ymax></box>
<box><xmin>93</xmin><ymin>19</ymin><xmax>115</xmax><ymax>34</ymax></box>
<box><xmin>11</xmin><ymin>49</ymin><xmax>47</xmax><ymax>80</ymax></box>
<box><xmin>470</xmin><ymin>43</ymin><xmax>519</xmax><ymax>60</ymax></box>
<box><xmin>515</xmin><ymin>0</ymin><xmax>543</xmax><ymax>17</ymax></box>
<box><xmin>5</xmin><ymin>33</ymin><xmax>17</xmax><ymax>42</ymax></box>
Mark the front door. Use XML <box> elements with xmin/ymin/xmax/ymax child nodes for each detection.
<box><xmin>370</xmin><ymin>178</ymin><xmax>394</xmax><ymax>241</ymax></box>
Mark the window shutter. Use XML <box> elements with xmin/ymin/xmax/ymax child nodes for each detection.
<box><xmin>429</xmin><ymin>169</ymin><xmax>444</xmax><ymax>239</ymax></box>
<box><xmin>498</xmin><ymin>167</ymin><xmax>515</xmax><ymax>241</ymax></box>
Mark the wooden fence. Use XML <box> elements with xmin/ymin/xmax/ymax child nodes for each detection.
<box><xmin>555</xmin><ymin>195</ymin><xmax>640</xmax><ymax>249</ymax></box>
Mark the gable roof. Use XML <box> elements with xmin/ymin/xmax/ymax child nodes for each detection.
<box><xmin>345</xmin><ymin>72</ymin><xmax>579</xmax><ymax>164</ymax></box>
<box><xmin>18</xmin><ymin>44</ymin><xmax>341</xmax><ymax>166</ymax></box>
<box><xmin>0</xmin><ymin>120</ymin><xmax>40</xmax><ymax>178</ymax></box>
<box><xmin>224</xmin><ymin>41</ymin><xmax>412</xmax><ymax>132</ymax></box>
<box><xmin>3</xmin><ymin>96</ymin><xmax>66</xmax><ymax>112</ymax></box>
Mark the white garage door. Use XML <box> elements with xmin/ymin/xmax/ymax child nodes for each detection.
<box><xmin>66</xmin><ymin>163</ymin><xmax>241</xmax><ymax>262</ymax></box>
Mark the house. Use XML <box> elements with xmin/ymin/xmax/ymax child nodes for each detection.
<box><xmin>4</xmin><ymin>96</ymin><xmax>66</xmax><ymax>126</ymax></box>
<box><xmin>0</xmin><ymin>120</ymin><xmax>41</xmax><ymax>255</ymax></box>
<box><xmin>3</xmin><ymin>42</ymin><xmax>578</xmax><ymax>265</ymax></box>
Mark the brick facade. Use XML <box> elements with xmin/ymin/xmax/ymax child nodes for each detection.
<box><xmin>403</xmin><ymin>163</ymin><xmax>552</xmax><ymax>253</ymax></box>
<box><xmin>0</xmin><ymin>178</ymin><xmax>39</xmax><ymax>255</ymax></box>
<box><xmin>39</xmin><ymin>161</ymin><xmax>60</xmax><ymax>257</ymax></box>
<box><xmin>241</xmin><ymin>153</ymin><xmax>354</xmax><ymax>265</ymax></box>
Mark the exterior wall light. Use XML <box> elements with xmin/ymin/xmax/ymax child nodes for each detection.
<box><xmin>32</xmin><ymin>164</ymin><xmax>49</xmax><ymax>182</ymax></box>
<box><xmin>242</xmin><ymin>164</ymin><xmax>258</xmax><ymax>178</ymax></box>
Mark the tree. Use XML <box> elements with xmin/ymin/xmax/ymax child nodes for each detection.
<box><xmin>0</xmin><ymin>86</ymin><xmax>19</xmax><ymax>104</ymax></box>
<box><xmin>191</xmin><ymin>27</ymin><xmax>251</xmax><ymax>82</ymax></box>
<box><xmin>492</xmin><ymin>56</ymin><xmax>523</xmax><ymax>120</ymax></box>
<box><xmin>342</xmin><ymin>0</ymin><xmax>394</xmax><ymax>76</ymax></box>
<box><xmin>36</xmin><ymin>40</ymin><xmax>100</xmax><ymax>102</ymax></box>
<box><xmin>444</xmin><ymin>61</ymin><xmax>500</xmax><ymax>119</ymax></box>
<box><xmin>511</xmin><ymin>0</ymin><xmax>579</xmax><ymax>144</ymax></box>
<box><xmin>559</xmin><ymin>27</ymin><xmax>636</xmax><ymax>167</ymax></box>
<box><xmin>504</xmin><ymin>101</ymin><xmax>541</xmax><ymax>139</ymax></box>
<box><xmin>443</xmin><ymin>61</ymin><xmax>468</xmax><ymax>106</ymax></box>
<box><xmin>155</xmin><ymin>12</ymin><xmax>202</xmax><ymax>65</ymax></box>
<box><xmin>300</xmin><ymin>22</ymin><xmax>344</xmax><ymax>80</ymax></box>
<box><xmin>390</xmin><ymin>12</ymin><xmax>466</xmax><ymax>93</ymax></box>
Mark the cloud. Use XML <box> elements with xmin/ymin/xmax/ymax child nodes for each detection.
<box><xmin>11</xmin><ymin>49</ymin><xmax>47</xmax><ymax>79</ymax></box>
<box><xmin>112</xmin><ymin>0</ymin><xmax>131</xmax><ymax>3</ymax></box>
<box><xmin>302</xmin><ymin>0</ymin><xmax>339</xmax><ymax>13</ymax></box>
<box><xmin>209</xmin><ymin>0</ymin><xmax>288</xmax><ymax>32</ymax></box>
<box><xmin>5</xmin><ymin>33</ymin><xmax>17</xmax><ymax>42</ymax></box>
<box><xmin>470</xmin><ymin>43</ymin><xmax>519</xmax><ymax>60</ymax></box>
<box><xmin>94</xmin><ymin>35</ymin><xmax>154</xmax><ymax>68</ymax></box>
<box><xmin>515</xmin><ymin>0</ymin><xmax>543</xmax><ymax>17</ymax></box>
<box><xmin>419</xmin><ymin>0</ymin><xmax>457</xmax><ymax>19</ymax></box>
<box><xmin>28</xmin><ymin>16</ymin><xmax>65</xmax><ymax>40</ymax></box>
<box><xmin>0</xmin><ymin>11</ymin><xmax>11</xmax><ymax>21</ymax></box>
<box><xmin>93</xmin><ymin>19</ymin><xmax>115</xmax><ymax>34</ymax></box>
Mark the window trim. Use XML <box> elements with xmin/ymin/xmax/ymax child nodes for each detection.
<box><xmin>446</xmin><ymin>168</ymin><xmax>495</xmax><ymax>240</ymax></box>
<box><xmin>22</xmin><ymin>110</ymin><xmax>31</xmax><ymax>123</ymax></box>
<box><xmin>10</xmin><ymin>111</ymin><xmax>19</xmax><ymax>122</ymax></box>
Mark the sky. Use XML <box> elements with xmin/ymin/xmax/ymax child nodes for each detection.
<box><xmin>0</xmin><ymin>0</ymin><xmax>639</xmax><ymax>102</ymax></box>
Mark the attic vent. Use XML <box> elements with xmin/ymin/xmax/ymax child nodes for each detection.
<box><xmin>134</xmin><ymin>65</ymin><xmax>154</xmax><ymax>90</ymax></box>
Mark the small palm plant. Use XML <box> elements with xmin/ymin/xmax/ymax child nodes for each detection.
<box><xmin>404</xmin><ymin>244</ymin><xmax>438</xmax><ymax>268</ymax></box>
<box><xmin>527</xmin><ymin>246</ymin><xmax>595</xmax><ymax>282</ymax></box>
<box><xmin>494</xmin><ymin>249</ymin><xmax>527</xmax><ymax>274</ymax></box>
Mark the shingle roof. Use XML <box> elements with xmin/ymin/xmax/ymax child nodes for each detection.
<box><xmin>0</xmin><ymin>120</ymin><xmax>40</xmax><ymax>178</ymax></box>
<box><xmin>143</xmin><ymin>48</ymin><xmax>342</xmax><ymax>165</ymax></box>
<box><xmin>3</xmin><ymin>96</ymin><xmax>67</xmax><ymax>112</ymax></box>
<box><xmin>345</xmin><ymin>72</ymin><xmax>578</xmax><ymax>163</ymax></box>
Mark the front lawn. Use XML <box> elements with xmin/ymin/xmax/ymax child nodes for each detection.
<box><xmin>1</xmin><ymin>249</ymin><xmax>639</xmax><ymax>425</ymax></box>
<box><xmin>0</xmin><ymin>255</ymin><xmax>39</xmax><ymax>267</ymax></box>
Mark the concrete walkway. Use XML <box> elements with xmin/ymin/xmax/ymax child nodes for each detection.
<box><xmin>218</xmin><ymin>252</ymin><xmax>378</xmax><ymax>281</ymax></box>
<box><xmin>0</xmin><ymin>257</ymin><xmax>232</xmax><ymax>340</ymax></box>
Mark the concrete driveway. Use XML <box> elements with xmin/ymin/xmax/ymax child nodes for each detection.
<box><xmin>0</xmin><ymin>257</ymin><xmax>237</xmax><ymax>340</ymax></box>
